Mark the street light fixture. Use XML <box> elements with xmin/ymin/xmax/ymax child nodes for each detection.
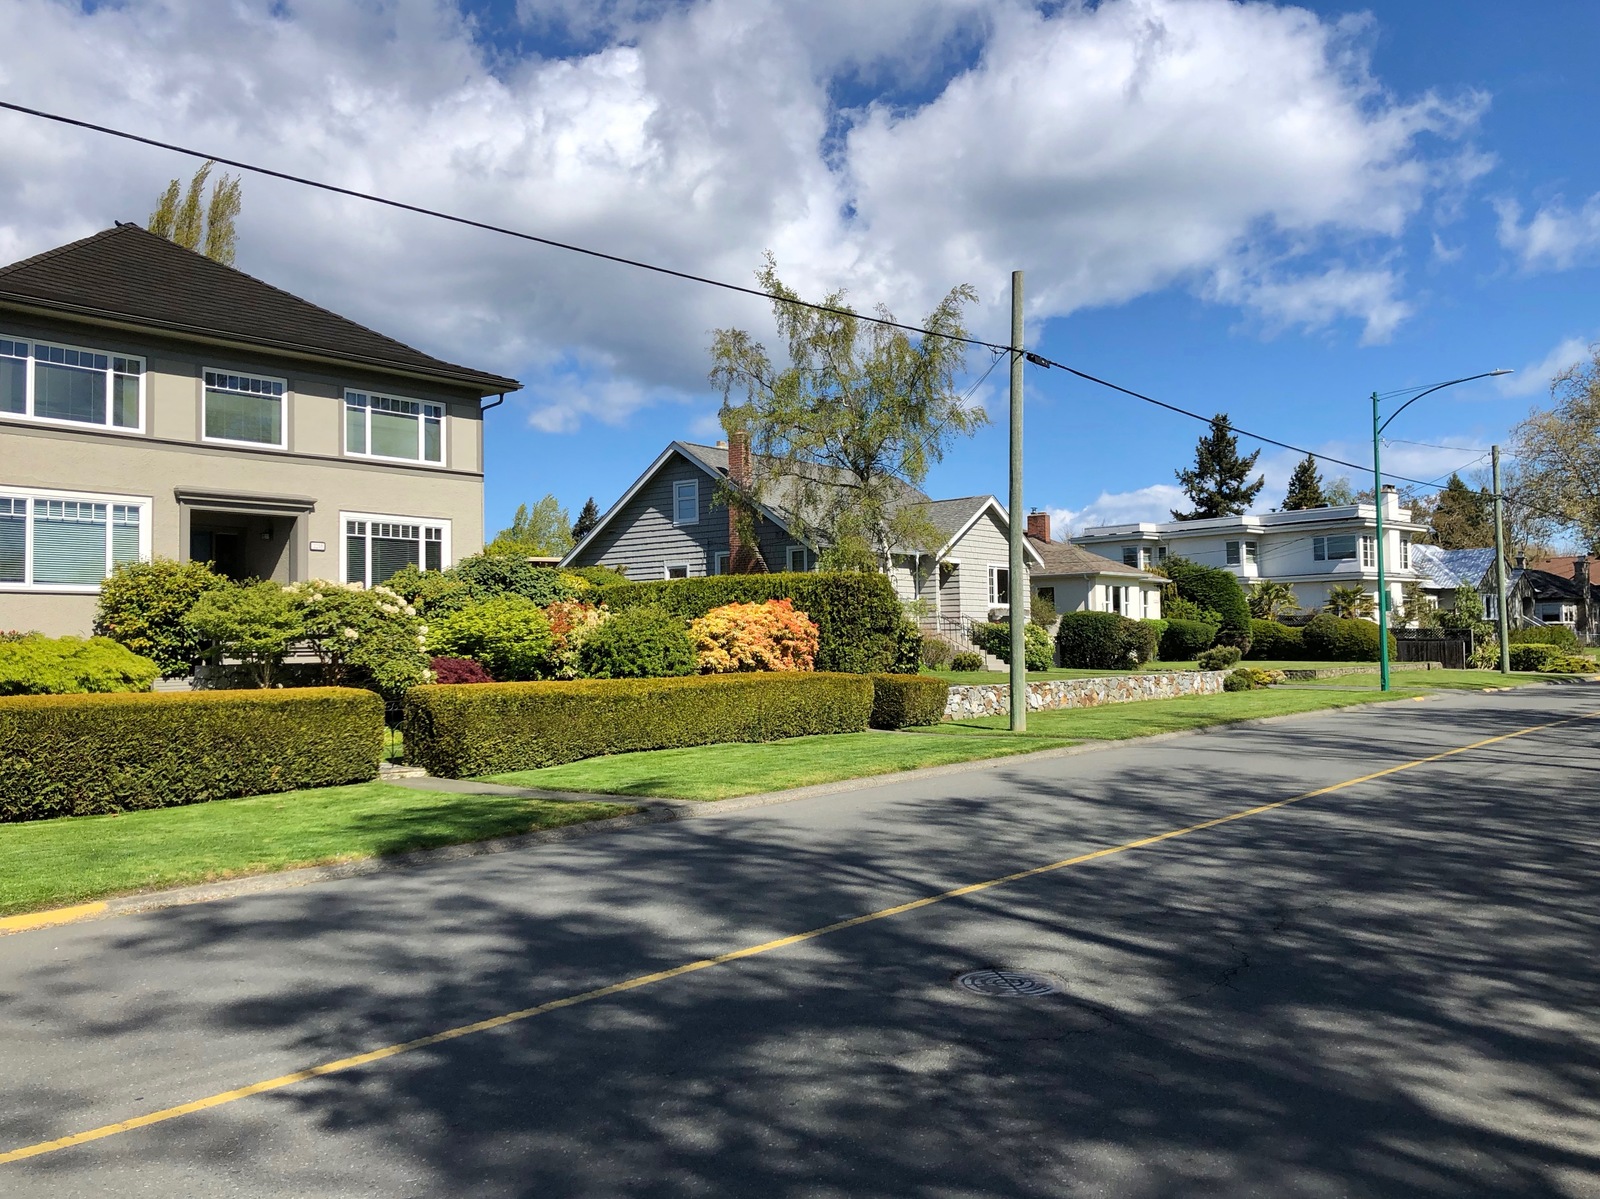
<box><xmin>1372</xmin><ymin>370</ymin><xmax>1513</xmax><ymax>691</ymax></box>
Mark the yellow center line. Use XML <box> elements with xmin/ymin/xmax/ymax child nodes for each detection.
<box><xmin>3</xmin><ymin>707</ymin><xmax>1595</xmax><ymax>1167</ymax></box>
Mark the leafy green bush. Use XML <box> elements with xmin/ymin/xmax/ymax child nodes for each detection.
<box><xmin>0</xmin><ymin>635</ymin><xmax>160</xmax><ymax>695</ymax></box>
<box><xmin>1164</xmin><ymin>557</ymin><xmax>1250</xmax><ymax>635</ymax></box>
<box><xmin>427</xmin><ymin>597</ymin><xmax>555</xmax><ymax>681</ymax></box>
<box><xmin>1508</xmin><ymin>643</ymin><xmax>1561</xmax><ymax>672</ymax></box>
<box><xmin>1160</xmin><ymin>618</ymin><xmax>1218</xmax><ymax>661</ymax></box>
<box><xmin>1547</xmin><ymin>655</ymin><xmax>1597</xmax><ymax>674</ymax></box>
<box><xmin>1509</xmin><ymin>625</ymin><xmax>1580</xmax><ymax>651</ymax></box>
<box><xmin>1163</xmin><ymin>595</ymin><xmax>1224</xmax><ymax>626</ymax></box>
<box><xmin>383</xmin><ymin>563</ymin><xmax>474</xmax><ymax>619</ymax></box>
<box><xmin>920</xmin><ymin>634</ymin><xmax>955</xmax><ymax>670</ymax></box>
<box><xmin>451</xmin><ymin>554</ymin><xmax>589</xmax><ymax>606</ymax></box>
<box><xmin>1302</xmin><ymin>614</ymin><xmax>1395</xmax><ymax>662</ymax></box>
<box><xmin>870</xmin><ymin>674</ymin><xmax>949</xmax><ymax>728</ymax></box>
<box><xmin>950</xmin><ymin>651</ymin><xmax>984</xmax><ymax>672</ymax></box>
<box><xmin>0</xmin><ymin>688</ymin><xmax>382</xmax><ymax>821</ymax></box>
<box><xmin>972</xmin><ymin>621</ymin><xmax>1054</xmax><ymax>671</ymax></box>
<box><xmin>595</xmin><ymin>572</ymin><xmax>918</xmax><ymax>673</ymax></box>
<box><xmin>1223</xmin><ymin>666</ymin><xmax>1280</xmax><ymax>692</ymax></box>
<box><xmin>182</xmin><ymin>581</ymin><xmax>306</xmax><ymax>687</ymax></box>
<box><xmin>404</xmin><ymin>673</ymin><xmax>873</xmax><ymax>776</ymax></box>
<box><xmin>1140</xmin><ymin>618</ymin><xmax>1168</xmax><ymax>648</ymax></box>
<box><xmin>1123</xmin><ymin>620</ymin><xmax>1158</xmax><ymax>665</ymax></box>
<box><xmin>288</xmin><ymin>581</ymin><xmax>430</xmax><ymax>705</ymax></box>
<box><xmin>94</xmin><ymin>558</ymin><xmax>227</xmax><ymax>675</ymax></box>
<box><xmin>564</xmin><ymin>564</ymin><xmax>629</xmax><ymax>588</ymax></box>
<box><xmin>1029</xmin><ymin>591</ymin><xmax>1057</xmax><ymax>629</ymax></box>
<box><xmin>1245</xmin><ymin>619</ymin><xmax>1304</xmax><ymax>660</ymax></box>
<box><xmin>1196</xmin><ymin>645</ymin><xmax>1242</xmax><ymax>671</ymax></box>
<box><xmin>577</xmin><ymin>606</ymin><xmax>695</xmax><ymax>679</ymax></box>
<box><xmin>1055</xmin><ymin>612</ymin><xmax>1148</xmax><ymax>669</ymax></box>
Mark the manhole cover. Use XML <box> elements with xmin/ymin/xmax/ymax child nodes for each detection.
<box><xmin>955</xmin><ymin>968</ymin><xmax>1060</xmax><ymax>997</ymax></box>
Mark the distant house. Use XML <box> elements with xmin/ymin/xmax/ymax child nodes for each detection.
<box><xmin>1023</xmin><ymin>511</ymin><xmax>1164</xmax><ymax>620</ymax></box>
<box><xmin>561</xmin><ymin>433</ymin><xmax>1044</xmax><ymax>636</ymax></box>
<box><xmin>1410</xmin><ymin>545</ymin><xmax>1497</xmax><ymax>612</ymax></box>
<box><xmin>1490</xmin><ymin>555</ymin><xmax>1597</xmax><ymax>634</ymax></box>
<box><xmin>1071</xmin><ymin>487</ymin><xmax>1425</xmax><ymax>617</ymax></box>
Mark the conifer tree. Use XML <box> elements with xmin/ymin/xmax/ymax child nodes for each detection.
<box><xmin>1171</xmin><ymin>414</ymin><xmax>1264</xmax><ymax>520</ymax></box>
<box><xmin>571</xmin><ymin>496</ymin><xmax>601</xmax><ymax>541</ymax></box>
<box><xmin>1428</xmin><ymin>473</ymin><xmax>1495</xmax><ymax>548</ymax></box>
<box><xmin>1281</xmin><ymin>453</ymin><xmax>1325</xmax><ymax>510</ymax></box>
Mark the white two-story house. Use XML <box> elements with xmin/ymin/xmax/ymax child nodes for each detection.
<box><xmin>1072</xmin><ymin>487</ymin><xmax>1424</xmax><ymax>617</ymax></box>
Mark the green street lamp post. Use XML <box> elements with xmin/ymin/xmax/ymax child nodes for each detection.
<box><xmin>1372</xmin><ymin>370</ymin><xmax>1513</xmax><ymax>691</ymax></box>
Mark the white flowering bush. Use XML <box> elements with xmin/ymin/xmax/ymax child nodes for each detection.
<box><xmin>287</xmin><ymin>580</ymin><xmax>431</xmax><ymax>705</ymax></box>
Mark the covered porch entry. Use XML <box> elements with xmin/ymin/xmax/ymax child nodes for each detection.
<box><xmin>176</xmin><ymin>486</ymin><xmax>315</xmax><ymax>583</ymax></box>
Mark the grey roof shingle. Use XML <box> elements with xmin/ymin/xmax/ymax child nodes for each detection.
<box><xmin>0</xmin><ymin>224</ymin><xmax>520</xmax><ymax>393</ymax></box>
<box><xmin>1027</xmin><ymin>535</ymin><xmax>1164</xmax><ymax>580</ymax></box>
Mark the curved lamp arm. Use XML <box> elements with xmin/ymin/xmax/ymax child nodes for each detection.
<box><xmin>1377</xmin><ymin>370</ymin><xmax>1513</xmax><ymax>436</ymax></box>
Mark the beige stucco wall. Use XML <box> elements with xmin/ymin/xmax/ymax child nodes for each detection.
<box><xmin>0</xmin><ymin>312</ymin><xmax>492</xmax><ymax>637</ymax></box>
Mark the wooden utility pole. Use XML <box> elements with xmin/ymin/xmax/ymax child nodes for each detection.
<box><xmin>1008</xmin><ymin>271</ymin><xmax>1026</xmax><ymax>732</ymax></box>
<box><xmin>1491</xmin><ymin>445</ymin><xmax>1511</xmax><ymax>674</ymax></box>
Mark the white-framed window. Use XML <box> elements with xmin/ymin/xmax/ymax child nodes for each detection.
<box><xmin>1244</xmin><ymin>541</ymin><xmax>1258</xmax><ymax>565</ymax></box>
<box><xmin>341</xmin><ymin>512</ymin><xmax>449</xmax><ymax>587</ymax></box>
<box><xmin>1156</xmin><ymin>545</ymin><xmax>1169</xmax><ymax>564</ymax></box>
<box><xmin>786</xmin><ymin>545</ymin><xmax>808</xmax><ymax>572</ymax></box>
<box><xmin>1360</xmin><ymin>536</ymin><xmax>1377</xmax><ymax>568</ymax></box>
<box><xmin>1225</xmin><ymin>540</ymin><xmax>1241</xmax><ymax>566</ymax></box>
<box><xmin>712</xmin><ymin>550</ymin><xmax>730</xmax><ymax>575</ymax></box>
<box><xmin>988</xmin><ymin>565</ymin><xmax>1010</xmax><ymax>606</ymax></box>
<box><xmin>1122</xmin><ymin>546</ymin><xmax>1139</xmax><ymax>567</ymax></box>
<box><xmin>344</xmin><ymin>390</ymin><xmax>444</xmax><ymax>464</ymax></box>
<box><xmin>0</xmin><ymin>485</ymin><xmax>150</xmax><ymax>591</ymax></box>
<box><xmin>1313</xmin><ymin>534</ymin><xmax>1359</xmax><ymax>562</ymax></box>
<box><xmin>672</xmin><ymin>479</ymin><xmax>698</xmax><ymax>525</ymax></box>
<box><xmin>1483</xmin><ymin>593</ymin><xmax>1497</xmax><ymax>620</ymax></box>
<box><xmin>203</xmin><ymin>368</ymin><xmax>287</xmax><ymax>449</ymax></box>
<box><xmin>664</xmin><ymin>562</ymin><xmax>690</xmax><ymax>579</ymax></box>
<box><xmin>0</xmin><ymin>335</ymin><xmax>143</xmax><ymax>432</ymax></box>
<box><xmin>1399</xmin><ymin>535</ymin><xmax>1411</xmax><ymax>570</ymax></box>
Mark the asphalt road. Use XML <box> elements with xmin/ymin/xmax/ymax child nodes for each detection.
<box><xmin>3</xmin><ymin>685</ymin><xmax>1599</xmax><ymax>1198</ymax></box>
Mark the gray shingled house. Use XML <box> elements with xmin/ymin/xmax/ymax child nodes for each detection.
<box><xmin>0</xmin><ymin>224</ymin><xmax>518</xmax><ymax>635</ymax></box>
<box><xmin>561</xmin><ymin>434</ymin><xmax>1045</xmax><ymax>641</ymax></box>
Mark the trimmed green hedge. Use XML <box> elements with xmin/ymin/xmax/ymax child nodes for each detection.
<box><xmin>871</xmin><ymin>675</ymin><xmax>949</xmax><ymax>728</ymax></box>
<box><xmin>1164</xmin><ymin>557</ymin><xmax>1250</xmax><ymax>634</ymax></box>
<box><xmin>1302</xmin><ymin>614</ymin><xmax>1396</xmax><ymax>662</ymax></box>
<box><xmin>1055</xmin><ymin>612</ymin><xmax>1152</xmax><ymax>669</ymax></box>
<box><xmin>1509</xmin><ymin>625</ymin><xmax>1580</xmax><ymax>651</ymax></box>
<box><xmin>594</xmin><ymin>572</ymin><xmax>918</xmax><ymax>674</ymax></box>
<box><xmin>1508</xmin><ymin>643</ymin><xmax>1561</xmax><ymax>671</ymax></box>
<box><xmin>404</xmin><ymin>672</ymin><xmax>875</xmax><ymax>777</ymax></box>
<box><xmin>0</xmin><ymin>687</ymin><xmax>382</xmax><ymax>822</ymax></box>
<box><xmin>1160</xmin><ymin>618</ymin><xmax>1218</xmax><ymax>661</ymax></box>
<box><xmin>1245</xmin><ymin>619</ymin><xmax>1305</xmax><ymax>659</ymax></box>
<box><xmin>971</xmin><ymin>621</ymin><xmax>1054</xmax><ymax>671</ymax></box>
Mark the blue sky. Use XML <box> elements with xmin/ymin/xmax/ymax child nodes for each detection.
<box><xmin>3</xmin><ymin>1</ymin><xmax>1598</xmax><ymax>543</ymax></box>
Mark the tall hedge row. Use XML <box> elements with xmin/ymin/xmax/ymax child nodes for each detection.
<box><xmin>869</xmin><ymin>674</ymin><xmax>949</xmax><ymax>729</ymax></box>
<box><xmin>594</xmin><ymin>572</ymin><xmax>918</xmax><ymax>674</ymax></box>
<box><xmin>404</xmin><ymin>672</ymin><xmax>875</xmax><ymax>777</ymax></box>
<box><xmin>0</xmin><ymin>687</ymin><xmax>383</xmax><ymax>822</ymax></box>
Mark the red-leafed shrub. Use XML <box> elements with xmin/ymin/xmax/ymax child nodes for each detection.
<box><xmin>429</xmin><ymin>656</ymin><xmax>495</xmax><ymax>684</ymax></box>
<box><xmin>690</xmin><ymin>598</ymin><xmax>820</xmax><ymax>673</ymax></box>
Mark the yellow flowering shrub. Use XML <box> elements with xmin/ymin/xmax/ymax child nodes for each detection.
<box><xmin>690</xmin><ymin>598</ymin><xmax>820</xmax><ymax>673</ymax></box>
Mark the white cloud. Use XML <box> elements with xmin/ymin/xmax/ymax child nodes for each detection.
<box><xmin>0</xmin><ymin>0</ymin><xmax>1487</xmax><ymax>432</ymax></box>
<box><xmin>1047</xmin><ymin>484</ymin><xmax>1187</xmax><ymax>537</ymax></box>
<box><xmin>1497</xmin><ymin>333</ymin><xmax>1595</xmax><ymax>398</ymax></box>
<box><xmin>1495</xmin><ymin>195</ymin><xmax>1600</xmax><ymax>273</ymax></box>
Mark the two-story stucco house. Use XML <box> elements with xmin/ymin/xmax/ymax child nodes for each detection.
<box><xmin>561</xmin><ymin>434</ymin><xmax>1044</xmax><ymax>638</ymax></box>
<box><xmin>0</xmin><ymin>224</ymin><xmax>519</xmax><ymax>636</ymax></box>
<box><xmin>1072</xmin><ymin>488</ymin><xmax>1424</xmax><ymax>616</ymax></box>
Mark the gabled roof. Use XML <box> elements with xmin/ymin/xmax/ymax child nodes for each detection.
<box><xmin>0</xmin><ymin>224</ymin><xmax>520</xmax><ymax>394</ymax></box>
<box><xmin>1528</xmin><ymin>555</ymin><xmax>1600</xmax><ymax>586</ymax></box>
<box><xmin>1027</xmin><ymin>535</ymin><xmax>1165</xmax><ymax>581</ymax></box>
<box><xmin>1411</xmin><ymin>544</ymin><xmax>1497</xmax><ymax>591</ymax></box>
<box><xmin>1509</xmin><ymin>567</ymin><xmax>1592</xmax><ymax>602</ymax></box>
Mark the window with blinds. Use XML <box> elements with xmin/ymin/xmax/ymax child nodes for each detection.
<box><xmin>343</xmin><ymin>517</ymin><xmax>446</xmax><ymax>587</ymax></box>
<box><xmin>0</xmin><ymin>491</ymin><xmax>145</xmax><ymax>588</ymax></box>
<box><xmin>203</xmin><ymin>370</ymin><xmax>286</xmax><ymax>447</ymax></box>
<box><xmin>0</xmin><ymin>336</ymin><xmax>143</xmax><ymax>431</ymax></box>
<box><xmin>344</xmin><ymin>391</ymin><xmax>444</xmax><ymax>463</ymax></box>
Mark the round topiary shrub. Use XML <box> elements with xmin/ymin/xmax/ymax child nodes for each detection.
<box><xmin>1056</xmin><ymin>612</ymin><xmax>1138</xmax><ymax>669</ymax></box>
<box><xmin>1196</xmin><ymin>645</ymin><xmax>1242</xmax><ymax>671</ymax></box>
<box><xmin>1246</xmin><ymin>619</ymin><xmax>1303</xmax><ymax>660</ymax></box>
<box><xmin>577</xmin><ymin>606</ymin><xmax>695</xmax><ymax>679</ymax></box>
<box><xmin>920</xmin><ymin>634</ymin><xmax>955</xmax><ymax>671</ymax></box>
<box><xmin>1303</xmin><ymin>614</ymin><xmax>1395</xmax><ymax>662</ymax></box>
<box><xmin>950</xmin><ymin>651</ymin><xmax>984</xmax><ymax>672</ymax></box>
<box><xmin>973</xmin><ymin>621</ymin><xmax>1054</xmax><ymax>670</ymax></box>
<box><xmin>1159</xmin><ymin>618</ymin><xmax>1218</xmax><ymax>662</ymax></box>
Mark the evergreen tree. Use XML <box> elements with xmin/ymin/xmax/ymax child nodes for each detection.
<box><xmin>1428</xmin><ymin>473</ymin><xmax>1495</xmax><ymax>548</ymax></box>
<box><xmin>148</xmin><ymin>161</ymin><xmax>243</xmax><ymax>265</ymax></box>
<box><xmin>1281</xmin><ymin>454</ymin><xmax>1325</xmax><ymax>510</ymax></box>
<box><xmin>1171</xmin><ymin>414</ymin><xmax>1264</xmax><ymax>520</ymax></box>
<box><xmin>571</xmin><ymin>496</ymin><xmax>601</xmax><ymax>542</ymax></box>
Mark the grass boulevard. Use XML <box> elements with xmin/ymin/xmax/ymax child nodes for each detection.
<box><xmin>0</xmin><ymin>670</ymin><xmax>1579</xmax><ymax>919</ymax></box>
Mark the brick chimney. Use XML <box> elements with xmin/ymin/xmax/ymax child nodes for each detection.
<box><xmin>1026</xmin><ymin>510</ymin><xmax>1050</xmax><ymax>542</ymax></box>
<box><xmin>725</xmin><ymin>429</ymin><xmax>765</xmax><ymax>574</ymax></box>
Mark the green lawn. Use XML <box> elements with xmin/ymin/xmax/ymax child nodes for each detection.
<box><xmin>927</xmin><ymin>660</ymin><xmax>1373</xmax><ymax>684</ymax></box>
<box><xmin>0</xmin><ymin>783</ymin><xmax>633</xmax><ymax>917</ymax></box>
<box><xmin>491</xmin><ymin>685</ymin><xmax>1443</xmax><ymax>801</ymax></box>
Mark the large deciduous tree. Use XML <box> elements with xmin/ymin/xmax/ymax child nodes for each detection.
<box><xmin>1513</xmin><ymin>344</ymin><xmax>1600</xmax><ymax>551</ymax></box>
<box><xmin>1281</xmin><ymin>454</ymin><xmax>1325</xmax><ymax>511</ymax></box>
<box><xmin>1171</xmin><ymin>414</ymin><xmax>1264</xmax><ymax>520</ymax></box>
<box><xmin>710</xmin><ymin>255</ymin><xmax>984</xmax><ymax>568</ymax></box>
<box><xmin>486</xmin><ymin>495</ymin><xmax>575</xmax><ymax>557</ymax></box>
<box><xmin>148</xmin><ymin>161</ymin><xmax>243</xmax><ymax>265</ymax></box>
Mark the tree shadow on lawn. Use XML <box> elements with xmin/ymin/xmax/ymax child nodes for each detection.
<box><xmin>5</xmin><ymin>693</ymin><xmax>1599</xmax><ymax>1197</ymax></box>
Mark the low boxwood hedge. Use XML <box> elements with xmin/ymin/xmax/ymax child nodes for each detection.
<box><xmin>870</xmin><ymin>675</ymin><xmax>949</xmax><ymax>728</ymax></box>
<box><xmin>1508</xmin><ymin>643</ymin><xmax>1561</xmax><ymax>671</ymax></box>
<box><xmin>0</xmin><ymin>687</ymin><xmax>383</xmax><ymax>822</ymax></box>
<box><xmin>1303</xmin><ymin>614</ymin><xmax>1396</xmax><ymax>662</ymax></box>
<box><xmin>1245</xmin><ymin>619</ymin><xmax>1304</xmax><ymax>659</ymax></box>
<box><xmin>404</xmin><ymin>672</ymin><xmax>875</xmax><ymax>777</ymax></box>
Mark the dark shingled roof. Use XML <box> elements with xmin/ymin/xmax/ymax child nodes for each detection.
<box><xmin>0</xmin><ymin>224</ymin><xmax>519</xmax><ymax>394</ymax></box>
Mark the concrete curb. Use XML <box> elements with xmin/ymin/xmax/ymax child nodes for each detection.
<box><xmin>5</xmin><ymin>682</ymin><xmax>1588</xmax><ymax>935</ymax></box>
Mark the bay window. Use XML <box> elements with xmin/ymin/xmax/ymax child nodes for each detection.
<box><xmin>345</xmin><ymin>390</ymin><xmax>444</xmax><ymax>464</ymax></box>
<box><xmin>204</xmin><ymin>369</ymin><xmax>286</xmax><ymax>448</ymax></box>
<box><xmin>0</xmin><ymin>335</ymin><xmax>143</xmax><ymax>431</ymax></box>
<box><xmin>0</xmin><ymin>487</ymin><xmax>148</xmax><ymax>589</ymax></box>
<box><xmin>342</xmin><ymin>513</ymin><xmax>448</xmax><ymax>587</ymax></box>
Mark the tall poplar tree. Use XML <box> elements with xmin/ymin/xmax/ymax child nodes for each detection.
<box><xmin>148</xmin><ymin>161</ymin><xmax>243</xmax><ymax>265</ymax></box>
<box><xmin>1281</xmin><ymin>453</ymin><xmax>1325</xmax><ymax>510</ymax></box>
<box><xmin>1171</xmin><ymin>414</ymin><xmax>1265</xmax><ymax>520</ymax></box>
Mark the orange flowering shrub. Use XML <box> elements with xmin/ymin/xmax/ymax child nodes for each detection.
<box><xmin>545</xmin><ymin>600</ymin><xmax>608</xmax><ymax>679</ymax></box>
<box><xmin>689</xmin><ymin>598</ymin><xmax>819</xmax><ymax>673</ymax></box>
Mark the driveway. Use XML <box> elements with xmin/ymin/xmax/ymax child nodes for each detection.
<box><xmin>3</xmin><ymin>685</ymin><xmax>1597</xmax><ymax>1197</ymax></box>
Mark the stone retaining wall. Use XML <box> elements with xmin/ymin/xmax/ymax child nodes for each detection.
<box><xmin>945</xmin><ymin>671</ymin><xmax>1228</xmax><ymax>720</ymax></box>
